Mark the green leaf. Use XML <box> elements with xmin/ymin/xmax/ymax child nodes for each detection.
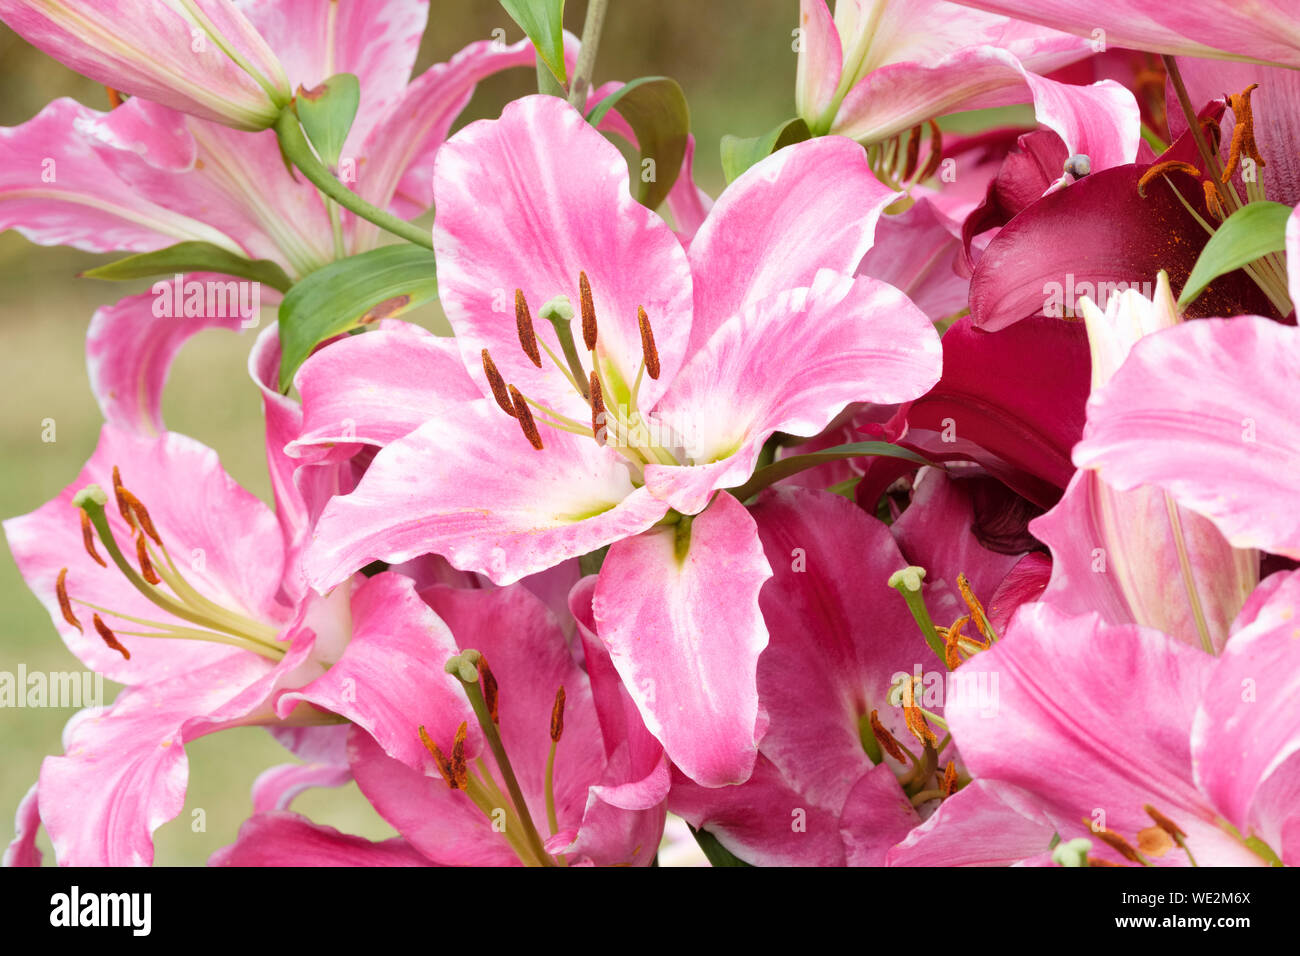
<box><xmin>728</xmin><ymin>441</ymin><xmax>934</xmax><ymax>503</ymax></box>
<box><xmin>586</xmin><ymin>76</ymin><xmax>690</xmax><ymax>210</ymax></box>
<box><xmin>500</xmin><ymin>0</ymin><xmax>567</xmax><ymax>86</ymax></box>
<box><xmin>720</xmin><ymin>117</ymin><xmax>811</xmax><ymax>184</ymax></box>
<box><xmin>294</xmin><ymin>73</ymin><xmax>360</xmax><ymax>168</ymax></box>
<box><xmin>688</xmin><ymin>825</ymin><xmax>753</xmax><ymax>867</ymax></box>
<box><xmin>278</xmin><ymin>245</ymin><xmax>438</xmax><ymax>391</ymax></box>
<box><xmin>1178</xmin><ymin>200</ymin><xmax>1292</xmax><ymax>308</ymax></box>
<box><xmin>81</xmin><ymin>241</ymin><xmax>292</xmax><ymax>293</ymax></box>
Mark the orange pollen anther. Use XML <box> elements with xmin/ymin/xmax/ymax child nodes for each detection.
<box><xmin>419</xmin><ymin>725</ymin><xmax>460</xmax><ymax>790</ymax></box>
<box><xmin>637</xmin><ymin>306</ymin><xmax>661</xmax><ymax>380</ymax></box>
<box><xmin>118</xmin><ymin>486</ymin><xmax>161</xmax><ymax>546</ymax></box>
<box><xmin>56</xmin><ymin>568</ymin><xmax>82</xmax><ymax>633</ymax></box>
<box><xmin>481</xmin><ymin>349</ymin><xmax>516</xmax><ymax>418</ymax></box>
<box><xmin>80</xmin><ymin>510</ymin><xmax>106</xmax><ymax>568</ymax></box>
<box><xmin>550</xmin><ymin>686</ymin><xmax>566</xmax><ymax>743</ymax></box>
<box><xmin>135</xmin><ymin>533</ymin><xmax>161</xmax><ymax>585</ymax></box>
<box><xmin>450</xmin><ymin>721</ymin><xmax>469</xmax><ymax>788</ymax></box>
<box><xmin>1203</xmin><ymin>178</ymin><xmax>1227</xmax><ymax>220</ymax></box>
<box><xmin>515</xmin><ymin>290</ymin><xmax>542</xmax><ymax>368</ymax></box>
<box><xmin>1222</xmin><ymin>83</ymin><xmax>1265</xmax><ymax>183</ymax></box>
<box><xmin>1136</xmin><ymin>159</ymin><xmax>1202</xmax><ymax>197</ymax></box>
<box><xmin>941</xmin><ymin>760</ymin><xmax>958</xmax><ymax>797</ymax></box>
<box><xmin>508</xmin><ymin>386</ymin><xmax>544</xmax><ymax>450</ymax></box>
<box><xmin>105</xmin><ymin>87</ymin><xmax>124</xmax><ymax>109</ymax></box>
<box><xmin>868</xmin><ymin>709</ymin><xmax>907</xmax><ymax>764</ymax></box>
<box><xmin>901</xmin><ymin>679</ymin><xmax>937</xmax><ymax>748</ymax></box>
<box><xmin>93</xmin><ymin>613</ymin><xmax>130</xmax><ymax>660</ymax></box>
<box><xmin>957</xmin><ymin>573</ymin><xmax>994</xmax><ymax>642</ymax></box>
<box><xmin>578</xmin><ymin>271</ymin><xmax>598</xmax><ymax>350</ymax></box>
<box><xmin>112</xmin><ymin>466</ymin><xmax>130</xmax><ymax>520</ymax></box>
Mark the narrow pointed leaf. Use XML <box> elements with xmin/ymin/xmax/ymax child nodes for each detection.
<box><xmin>81</xmin><ymin>241</ymin><xmax>292</xmax><ymax>293</ymax></box>
<box><xmin>500</xmin><ymin>0</ymin><xmax>567</xmax><ymax>86</ymax></box>
<box><xmin>1178</xmin><ymin>200</ymin><xmax>1292</xmax><ymax>308</ymax></box>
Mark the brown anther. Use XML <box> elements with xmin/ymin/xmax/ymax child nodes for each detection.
<box><xmin>637</xmin><ymin>306</ymin><xmax>661</xmax><ymax>380</ymax></box>
<box><xmin>118</xmin><ymin>488</ymin><xmax>162</xmax><ymax>546</ymax></box>
<box><xmin>450</xmin><ymin>721</ymin><xmax>469</xmax><ymax>788</ymax></box>
<box><xmin>135</xmin><ymin>533</ymin><xmax>161</xmax><ymax>586</ymax></box>
<box><xmin>508</xmin><ymin>386</ymin><xmax>544</xmax><ymax>450</ymax></box>
<box><xmin>477</xmin><ymin>654</ymin><xmax>499</xmax><ymax>724</ymax></box>
<box><xmin>111</xmin><ymin>466</ymin><xmax>131</xmax><ymax>521</ymax></box>
<box><xmin>868</xmin><ymin>709</ymin><xmax>907</xmax><ymax>764</ymax></box>
<box><xmin>578</xmin><ymin>271</ymin><xmax>598</xmax><ymax>350</ymax></box>
<box><xmin>80</xmin><ymin>510</ymin><xmax>106</xmax><ymax>568</ymax></box>
<box><xmin>56</xmin><ymin>568</ymin><xmax>83</xmax><ymax>633</ymax></box>
<box><xmin>1136</xmin><ymin>159</ymin><xmax>1202</xmax><ymax>197</ymax></box>
<box><xmin>92</xmin><ymin>613</ymin><xmax>130</xmax><ymax>660</ymax></box>
<box><xmin>589</xmin><ymin>372</ymin><xmax>607</xmax><ymax>446</ymax></box>
<box><xmin>919</xmin><ymin>120</ymin><xmax>944</xmax><ymax>181</ymax></box>
<box><xmin>1203</xmin><ymin>178</ymin><xmax>1226</xmax><ymax>220</ymax></box>
<box><xmin>1143</xmin><ymin>803</ymin><xmax>1186</xmax><ymax>838</ymax></box>
<box><xmin>550</xmin><ymin>686</ymin><xmax>566</xmax><ymax>743</ymax></box>
<box><xmin>481</xmin><ymin>349</ymin><xmax>517</xmax><ymax>418</ymax></box>
<box><xmin>1086</xmin><ymin>856</ymin><xmax>1126</xmax><ymax>867</ymax></box>
<box><xmin>419</xmin><ymin>725</ymin><xmax>460</xmax><ymax>790</ymax></box>
<box><xmin>940</xmin><ymin>760</ymin><xmax>958</xmax><ymax>797</ymax></box>
<box><xmin>105</xmin><ymin>86</ymin><xmax>124</xmax><ymax>109</ymax></box>
<box><xmin>1222</xmin><ymin>83</ymin><xmax>1265</xmax><ymax>184</ymax></box>
<box><xmin>515</xmin><ymin>289</ymin><xmax>542</xmax><ymax>368</ymax></box>
<box><xmin>902</xmin><ymin>124</ymin><xmax>923</xmax><ymax>182</ymax></box>
<box><xmin>1088</xmin><ymin>824</ymin><xmax>1144</xmax><ymax>863</ymax></box>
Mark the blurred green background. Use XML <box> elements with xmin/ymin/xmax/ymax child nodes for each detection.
<box><xmin>0</xmin><ymin>1</ymin><xmax>798</xmax><ymax>865</ymax></box>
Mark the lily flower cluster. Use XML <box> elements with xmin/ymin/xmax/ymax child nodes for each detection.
<box><xmin>2</xmin><ymin>0</ymin><xmax>1298</xmax><ymax>868</ymax></box>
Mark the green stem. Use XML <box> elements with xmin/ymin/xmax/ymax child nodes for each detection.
<box><xmin>274</xmin><ymin>109</ymin><xmax>433</xmax><ymax>251</ymax></box>
<box><xmin>568</xmin><ymin>0</ymin><xmax>610</xmax><ymax>109</ymax></box>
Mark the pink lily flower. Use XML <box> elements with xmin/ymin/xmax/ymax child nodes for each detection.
<box><xmin>0</xmin><ymin>0</ymin><xmax>292</xmax><ymax>130</ymax></box>
<box><xmin>945</xmin><ymin>0</ymin><xmax>1300</xmax><ymax>70</ymax></box>
<box><xmin>794</xmin><ymin>0</ymin><xmax>1138</xmax><ymax>164</ymax></box>
<box><xmin>300</xmin><ymin>94</ymin><xmax>943</xmax><ymax>787</ymax></box>
<box><xmin>1074</xmin><ymin>308</ymin><xmax>1300</xmax><ymax>562</ymax></box>
<box><xmin>1031</xmin><ymin>274</ymin><xmax>1258</xmax><ymax>653</ymax></box>
<box><xmin>668</xmin><ymin>485</ymin><xmax>1052</xmax><ymax>865</ymax></box>
<box><xmin>0</xmin><ymin>4</ymin><xmax>553</xmax><ymax>279</ymax></box>
<box><xmin>3</xmin><ymin>331</ymin><xmax>459</xmax><ymax>865</ymax></box>
<box><xmin>216</xmin><ymin>582</ymin><xmax>669</xmax><ymax>867</ymax></box>
<box><xmin>946</xmin><ymin>587</ymin><xmax>1300</xmax><ymax>866</ymax></box>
